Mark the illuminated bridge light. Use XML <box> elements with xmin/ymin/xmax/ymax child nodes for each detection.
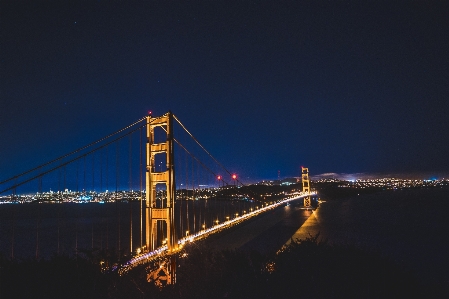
<box><xmin>118</xmin><ymin>192</ymin><xmax>314</xmax><ymax>274</ymax></box>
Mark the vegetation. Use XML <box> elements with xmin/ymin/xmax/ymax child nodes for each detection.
<box><xmin>2</xmin><ymin>234</ymin><xmax>443</xmax><ymax>298</ymax></box>
<box><xmin>0</xmin><ymin>253</ymin><xmax>109</xmax><ymax>299</ymax></box>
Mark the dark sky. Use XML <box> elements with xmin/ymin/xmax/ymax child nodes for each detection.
<box><xmin>1</xmin><ymin>1</ymin><xmax>448</xmax><ymax>182</ymax></box>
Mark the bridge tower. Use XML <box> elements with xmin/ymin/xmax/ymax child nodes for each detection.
<box><xmin>301</xmin><ymin>166</ymin><xmax>311</xmax><ymax>208</ymax></box>
<box><xmin>146</xmin><ymin>112</ymin><xmax>178</xmax><ymax>253</ymax></box>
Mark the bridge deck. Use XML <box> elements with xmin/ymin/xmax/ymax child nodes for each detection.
<box><xmin>118</xmin><ymin>193</ymin><xmax>313</xmax><ymax>274</ymax></box>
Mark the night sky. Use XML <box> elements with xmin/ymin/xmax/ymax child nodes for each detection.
<box><xmin>1</xmin><ymin>1</ymin><xmax>448</xmax><ymax>183</ymax></box>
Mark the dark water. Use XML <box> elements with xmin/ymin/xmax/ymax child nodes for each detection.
<box><xmin>2</xmin><ymin>188</ymin><xmax>448</xmax><ymax>286</ymax></box>
<box><xmin>315</xmin><ymin>187</ymin><xmax>449</xmax><ymax>285</ymax></box>
<box><xmin>0</xmin><ymin>199</ymin><xmax>258</xmax><ymax>259</ymax></box>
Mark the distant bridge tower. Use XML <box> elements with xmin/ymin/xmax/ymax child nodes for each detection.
<box><xmin>146</xmin><ymin>112</ymin><xmax>178</xmax><ymax>253</ymax></box>
<box><xmin>301</xmin><ymin>166</ymin><xmax>311</xmax><ymax>208</ymax></box>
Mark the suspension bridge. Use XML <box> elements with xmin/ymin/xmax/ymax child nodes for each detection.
<box><xmin>0</xmin><ymin>111</ymin><xmax>313</xmax><ymax>285</ymax></box>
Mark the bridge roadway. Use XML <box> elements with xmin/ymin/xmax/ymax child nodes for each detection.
<box><xmin>204</xmin><ymin>198</ymin><xmax>318</xmax><ymax>254</ymax></box>
<box><xmin>118</xmin><ymin>193</ymin><xmax>314</xmax><ymax>274</ymax></box>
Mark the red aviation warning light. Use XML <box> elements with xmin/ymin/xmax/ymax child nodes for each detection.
<box><xmin>217</xmin><ymin>175</ymin><xmax>223</xmax><ymax>188</ymax></box>
<box><xmin>232</xmin><ymin>174</ymin><xmax>237</xmax><ymax>180</ymax></box>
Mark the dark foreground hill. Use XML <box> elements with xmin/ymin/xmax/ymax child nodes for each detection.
<box><xmin>2</xmin><ymin>235</ymin><xmax>445</xmax><ymax>299</ymax></box>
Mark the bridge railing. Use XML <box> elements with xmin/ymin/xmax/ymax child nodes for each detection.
<box><xmin>117</xmin><ymin>192</ymin><xmax>314</xmax><ymax>274</ymax></box>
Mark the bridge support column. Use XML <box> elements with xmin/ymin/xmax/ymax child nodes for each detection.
<box><xmin>302</xmin><ymin>166</ymin><xmax>311</xmax><ymax>208</ymax></box>
<box><xmin>146</xmin><ymin>112</ymin><xmax>178</xmax><ymax>254</ymax></box>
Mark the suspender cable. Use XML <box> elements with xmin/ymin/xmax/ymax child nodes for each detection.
<box><xmin>100</xmin><ymin>149</ymin><xmax>103</xmax><ymax>193</ymax></box>
<box><xmin>197</xmin><ymin>158</ymin><xmax>201</xmax><ymax>232</ymax></box>
<box><xmin>58</xmin><ymin>168</ymin><xmax>61</xmax><ymax>195</ymax></box>
<box><xmin>91</xmin><ymin>153</ymin><xmax>95</xmax><ymax>249</ymax></box>
<box><xmin>1</xmin><ymin>124</ymin><xmax>145</xmax><ymax>195</ymax></box>
<box><xmin>63</xmin><ymin>165</ymin><xmax>66</xmax><ymax>195</ymax></box>
<box><xmin>192</xmin><ymin>156</ymin><xmax>195</xmax><ymax>234</ymax></box>
<box><xmin>0</xmin><ymin>117</ymin><xmax>146</xmax><ymax>186</ymax></box>
<box><xmin>11</xmin><ymin>188</ymin><xmax>15</xmax><ymax>259</ymax></box>
<box><xmin>106</xmin><ymin>145</ymin><xmax>109</xmax><ymax>192</ymax></box>
<box><xmin>106</xmin><ymin>210</ymin><xmax>109</xmax><ymax>250</ymax></box>
<box><xmin>57</xmin><ymin>180</ymin><xmax>62</xmax><ymax>255</ymax></box>
<box><xmin>139</xmin><ymin>127</ymin><xmax>143</xmax><ymax>249</ymax></box>
<box><xmin>105</xmin><ymin>146</ymin><xmax>108</xmax><ymax>250</ymax></box>
<box><xmin>58</xmin><ymin>205</ymin><xmax>61</xmax><ymax>255</ymax></box>
<box><xmin>83</xmin><ymin>155</ymin><xmax>86</xmax><ymax>194</ymax></box>
<box><xmin>92</xmin><ymin>153</ymin><xmax>95</xmax><ymax>193</ymax></box>
<box><xmin>197</xmin><ymin>158</ymin><xmax>201</xmax><ymax>231</ymax></box>
<box><xmin>76</xmin><ymin>160</ymin><xmax>79</xmax><ymax>193</ymax></box>
<box><xmin>36</xmin><ymin>203</ymin><xmax>40</xmax><ymax>259</ymax></box>
<box><xmin>177</xmin><ymin>145</ymin><xmax>183</xmax><ymax>239</ymax></box>
<box><xmin>75</xmin><ymin>164</ymin><xmax>79</xmax><ymax>256</ymax></box>
<box><xmin>185</xmin><ymin>150</ymin><xmax>189</xmax><ymax>235</ymax></box>
<box><xmin>173</xmin><ymin>115</ymin><xmax>235</xmax><ymax>179</ymax></box>
<box><xmin>116</xmin><ymin>140</ymin><xmax>121</xmax><ymax>259</ymax></box>
<box><xmin>57</xmin><ymin>169</ymin><xmax>61</xmax><ymax>255</ymax></box>
<box><xmin>160</xmin><ymin>125</ymin><xmax>229</xmax><ymax>186</ymax></box>
<box><xmin>129</xmin><ymin>133</ymin><xmax>133</xmax><ymax>255</ymax></box>
<box><xmin>75</xmin><ymin>212</ymin><xmax>78</xmax><ymax>257</ymax></box>
<box><xmin>36</xmin><ymin>176</ymin><xmax>42</xmax><ymax>259</ymax></box>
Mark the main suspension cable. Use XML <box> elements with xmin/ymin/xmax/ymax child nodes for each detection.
<box><xmin>0</xmin><ymin>124</ymin><xmax>146</xmax><ymax>195</ymax></box>
<box><xmin>173</xmin><ymin>114</ymin><xmax>246</xmax><ymax>186</ymax></box>
<box><xmin>159</xmin><ymin>123</ymin><xmax>231</xmax><ymax>186</ymax></box>
<box><xmin>173</xmin><ymin>138</ymin><xmax>229</xmax><ymax>185</ymax></box>
<box><xmin>0</xmin><ymin>116</ymin><xmax>146</xmax><ymax>186</ymax></box>
<box><xmin>173</xmin><ymin>115</ymin><xmax>234</xmax><ymax>178</ymax></box>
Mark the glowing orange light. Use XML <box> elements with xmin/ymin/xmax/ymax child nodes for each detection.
<box><xmin>232</xmin><ymin>174</ymin><xmax>237</xmax><ymax>180</ymax></box>
<box><xmin>217</xmin><ymin>175</ymin><xmax>222</xmax><ymax>180</ymax></box>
